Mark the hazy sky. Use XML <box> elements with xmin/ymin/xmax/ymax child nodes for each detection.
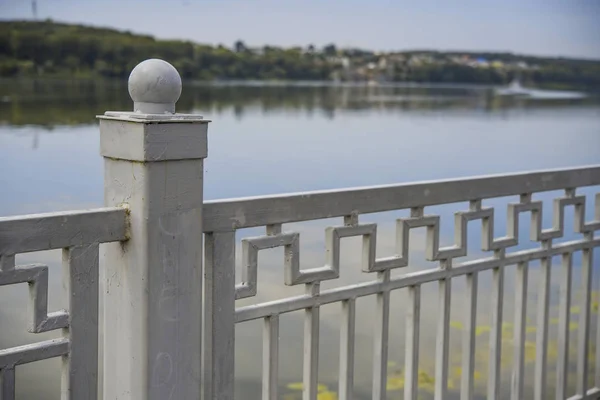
<box><xmin>1</xmin><ymin>0</ymin><xmax>599</xmax><ymax>59</ymax></box>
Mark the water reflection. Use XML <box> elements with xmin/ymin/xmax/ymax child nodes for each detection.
<box><xmin>0</xmin><ymin>79</ymin><xmax>598</xmax><ymax>128</ymax></box>
<box><xmin>0</xmin><ymin>80</ymin><xmax>599</xmax><ymax>399</ymax></box>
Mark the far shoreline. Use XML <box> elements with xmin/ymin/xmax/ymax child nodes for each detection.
<box><xmin>1</xmin><ymin>76</ymin><xmax>596</xmax><ymax>93</ymax></box>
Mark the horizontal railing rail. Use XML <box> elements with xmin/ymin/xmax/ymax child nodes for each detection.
<box><xmin>0</xmin><ymin>207</ymin><xmax>129</xmax><ymax>255</ymax></box>
<box><xmin>203</xmin><ymin>165</ymin><xmax>600</xmax><ymax>232</ymax></box>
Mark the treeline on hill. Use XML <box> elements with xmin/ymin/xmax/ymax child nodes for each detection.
<box><xmin>0</xmin><ymin>20</ymin><xmax>332</xmax><ymax>80</ymax></box>
<box><xmin>0</xmin><ymin>20</ymin><xmax>599</xmax><ymax>89</ymax></box>
<box><xmin>394</xmin><ymin>50</ymin><xmax>600</xmax><ymax>89</ymax></box>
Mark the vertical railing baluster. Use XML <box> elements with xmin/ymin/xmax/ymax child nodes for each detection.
<box><xmin>0</xmin><ymin>248</ymin><xmax>14</xmax><ymax>396</ymax></box>
<box><xmin>29</xmin><ymin>265</ymin><xmax>49</xmax><ymax>331</ymax></box>
<box><xmin>534</xmin><ymin>245</ymin><xmax>551</xmax><ymax>400</ymax></box>
<box><xmin>204</xmin><ymin>231</ymin><xmax>236</xmax><ymax>400</ymax></box>
<box><xmin>0</xmin><ymin>367</ymin><xmax>15</xmax><ymax>400</ymax></box>
<box><xmin>372</xmin><ymin>271</ymin><xmax>391</xmax><ymax>400</ymax></box>
<box><xmin>556</xmin><ymin>252</ymin><xmax>572</xmax><ymax>400</ymax></box>
<box><xmin>435</xmin><ymin>263</ymin><xmax>452</xmax><ymax>400</ymax></box>
<box><xmin>576</xmin><ymin>243</ymin><xmax>593</xmax><ymax>396</ymax></box>
<box><xmin>404</xmin><ymin>285</ymin><xmax>421</xmax><ymax>400</ymax></box>
<box><xmin>0</xmin><ymin>250</ymin><xmax>15</xmax><ymax>398</ymax></box>
<box><xmin>461</xmin><ymin>273</ymin><xmax>478</xmax><ymax>400</ymax></box>
<box><xmin>262</xmin><ymin>314</ymin><xmax>279</xmax><ymax>400</ymax></box>
<box><xmin>62</xmin><ymin>244</ymin><xmax>99</xmax><ymax>400</ymax></box>
<box><xmin>304</xmin><ymin>283</ymin><xmax>320</xmax><ymax>400</ymax></box>
<box><xmin>339</xmin><ymin>298</ymin><xmax>356</xmax><ymax>400</ymax></box>
<box><xmin>511</xmin><ymin>261</ymin><xmax>528</xmax><ymax>400</ymax></box>
<box><xmin>488</xmin><ymin>253</ymin><xmax>505</xmax><ymax>400</ymax></box>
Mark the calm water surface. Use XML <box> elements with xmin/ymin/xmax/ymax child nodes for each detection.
<box><xmin>1</xmin><ymin>80</ymin><xmax>599</xmax><ymax>399</ymax></box>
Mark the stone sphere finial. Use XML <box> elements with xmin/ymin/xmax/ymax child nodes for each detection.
<box><xmin>128</xmin><ymin>59</ymin><xmax>182</xmax><ymax>114</ymax></box>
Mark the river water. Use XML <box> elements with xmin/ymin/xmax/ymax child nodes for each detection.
<box><xmin>0</xmin><ymin>80</ymin><xmax>599</xmax><ymax>399</ymax></box>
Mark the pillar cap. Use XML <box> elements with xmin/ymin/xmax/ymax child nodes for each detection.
<box><xmin>97</xmin><ymin>59</ymin><xmax>206</xmax><ymax>123</ymax></box>
<box><xmin>129</xmin><ymin>59</ymin><xmax>182</xmax><ymax>114</ymax></box>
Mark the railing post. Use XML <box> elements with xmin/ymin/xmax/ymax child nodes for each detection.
<box><xmin>98</xmin><ymin>59</ymin><xmax>209</xmax><ymax>400</ymax></box>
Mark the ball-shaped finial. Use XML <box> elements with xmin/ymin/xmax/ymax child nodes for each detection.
<box><xmin>128</xmin><ymin>59</ymin><xmax>182</xmax><ymax>114</ymax></box>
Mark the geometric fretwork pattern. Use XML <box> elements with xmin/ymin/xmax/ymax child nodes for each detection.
<box><xmin>373</xmin><ymin>193</ymin><xmax>600</xmax><ymax>270</ymax></box>
<box><xmin>235</xmin><ymin>191</ymin><xmax>600</xmax><ymax>295</ymax></box>
<box><xmin>327</xmin><ymin>222</ymin><xmax>377</xmax><ymax>274</ymax></box>
<box><xmin>0</xmin><ymin>246</ymin><xmax>100</xmax><ymax>400</ymax></box>
<box><xmin>0</xmin><ymin>262</ymin><xmax>68</xmax><ymax>333</ymax></box>
<box><xmin>222</xmin><ymin>188</ymin><xmax>600</xmax><ymax>400</ymax></box>
<box><xmin>0</xmin><ymin>259</ymin><xmax>71</xmax><ymax>398</ymax></box>
<box><xmin>236</xmin><ymin>222</ymin><xmax>379</xmax><ymax>299</ymax></box>
<box><xmin>0</xmin><ymin>248</ymin><xmax>94</xmax><ymax>400</ymax></box>
<box><xmin>237</xmin><ymin>232</ymin><xmax>300</xmax><ymax>299</ymax></box>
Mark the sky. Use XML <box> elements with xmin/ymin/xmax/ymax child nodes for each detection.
<box><xmin>0</xmin><ymin>0</ymin><xmax>599</xmax><ymax>59</ymax></box>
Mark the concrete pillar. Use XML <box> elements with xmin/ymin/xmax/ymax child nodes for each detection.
<box><xmin>99</xmin><ymin>59</ymin><xmax>209</xmax><ymax>400</ymax></box>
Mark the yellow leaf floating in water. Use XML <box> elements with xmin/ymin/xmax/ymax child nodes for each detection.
<box><xmin>525</xmin><ymin>341</ymin><xmax>536</xmax><ymax>363</ymax></box>
<box><xmin>450</xmin><ymin>321</ymin><xmax>464</xmax><ymax>330</ymax></box>
<box><xmin>385</xmin><ymin>369</ymin><xmax>457</xmax><ymax>393</ymax></box>
<box><xmin>418</xmin><ymin>370</ymin><xmax>436</xmax><ymax>392</ymax></box>
<box><xmin>476</xmin><ymin>325</ymin><xmax>491</xmax><ymax>336</ymax></box>
<box><xmin>286</xmin><ymin>383</ymin><xmax>329</xmax><ymax>392</ymax></box>
<box><xmin>387</xmin><ymin>374</ymin><xmax>404</xmax><ymax>391</ymax></box>
<box><xmin>453</xmin><ymin>366</ymin><xmax>462</xmax><ymax>378</ymax></box>
<box><xmin>317</xmin><ymin>391</ymin><xmax>337</xmax><ymax>400</ymax></box>
<box><xmin>570</xmin><ymin>321</ymin><xmax>579</xmax><ymax>331</ymax></box>
<box><xmin>419</xmin><ymin>370</ymin><xmax>434</xmax><ymax>384</ymax></box>
<box><xmin>287</xmin><ymin>383</ymin><xmax>304</xmax><ymax>391</ymax></box>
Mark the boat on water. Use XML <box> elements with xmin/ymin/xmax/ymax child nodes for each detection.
<box><xmin>495</xmin><ymin>79</ymin><xmax>532</xmax><ymax>96</ymax></box>
<box><xmin>494</xmin><ymin>79</ymin><xmax>587</xmax><ymax>99</ymax></box>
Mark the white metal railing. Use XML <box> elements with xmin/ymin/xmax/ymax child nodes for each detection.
<box><xmin>0</xmin><ymin>59</ymin><xmax>599</xmax><ymax>400</ymax></box>
<box><xmin>0</xmin><ymin>207</ymin><xmax>128</xmax><ymax>399</ymax></box>
<box><xmin>202</xmin><ymin>166</ymin><xmax>600</xmax><ymax>400</ymax></box>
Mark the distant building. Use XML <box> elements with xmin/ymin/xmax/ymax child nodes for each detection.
<box><xmin>389</xmin><ymin>54</ymin><xmax>406</xmax><ymax>63</ymax></box>
<box><xmin>475</xmin><ymin>57</ymin><xmax>489</xmax><ymax>67</ymax></box>
<box><xmin>515</xmin><ymin>61</ymin><xmax>529</xmax><ymax>69</ymax></box>
<box><xmin>340</xmin><ymin>57</ymin><xmax>351</xmax><ymax>69</ymax></box>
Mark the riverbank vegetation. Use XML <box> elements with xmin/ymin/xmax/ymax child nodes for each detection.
<box><xmin>1</xmin><ymin>20</ymin><xmax>599</xmax><ymax>90</ymax></box>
